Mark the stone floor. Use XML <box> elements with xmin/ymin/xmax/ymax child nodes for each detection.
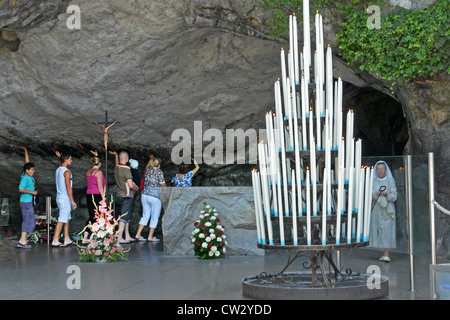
<box><xmin>0</xmin><ymin>240</ymin><xmax>441</xmax><ymax>300</ymax></box>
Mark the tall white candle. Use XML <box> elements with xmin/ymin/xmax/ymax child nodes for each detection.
<box><xmin>326</xmin><ymin>45</ymin><xmax>333</xmax><ymax>117</ymax></box>
<box><xmin>367</xmin><ymin>166</ymin><xmax>374</xmax><ymax>241</ymax></box>
<box><xmin>356</xmin><ymin>166</ymin><xmax>365</xmax><ymax>243</ymax></box>
<box><xmin>309</xmin><ymin>107</ymin><xmax>314</xmax><ymax>155</ymax></box>
<box><xmin>258</xmin><ymin>143</ymin><xmax>273</xmax><ymax>244</ymax></box>
<box><xmin>311</xmin><ymin>138</ymin><xmax>317</xmax><ymax>216</ymax></box>
<box><xmin>292</xmin><ymin>169</ymin><xmax>298</xmax><ymax>245</ymax></box>
<box><xmin>256</xmin><ymin>171</ymin><xmax>267</xmax><ymax>244</ymax></box>
<box><xmin>303</xmin><ymin>0</ymin><xmax>311</xmax><ymax>83</ymax></box>
<box><xmin>326</xmin><ymin>117</ymin><xmax>332</xmax><ymax>215</ymax></box>
<box><xmin>251</xmin><ymin>170</ymin><xmax>261</xmax><ymax>243</ymax></box>
<box><xmin>336</xmin><ymin>166</ymin><xmax>344</xmax><ymax>245</ymax></box>
<box><xmin>363</xmin><ymin>166</ymin><xmax>371</xmax><ymax>241</ymax></box>
<box><xmin>301</xmin><ymin>76</ymin><xmax>308</xmax><ymax>150</ymax></box>
<box><xmin>293</xmin><ymin>14</ymin><xmax>300</xmax><ymax>85</ymax></box>
<box><xmin>347</xmin><ymin>167</ymin><xmax>354</xmax><ymax>244</ymax></box>
<box><xmin>354</xmin><ymin>139</ymin><xmax>361</xmax><ymax>210</ymax></box>
<box><xmin>322</xmin><ymin>167</ymin><xmax>327</xmax><ymax>245</ymax></box>
<box><xmin>279</xmin><ymin>85</ymin><xmax>290</xmax><ymax>218</ymax></box>
<box><xmin>306</xmin><ymin>167</ymin><xmax>311</xmax><ymax>245</ymax></box>
<box><xmin>280</xmin><ymin>48</ymin><xmax>289</xmax><ymax>117</ymax></box>
<box><xmin>277</xmin><ymin>169</ymin><xmax>285</xmax><ymax>245</ymax></box>
<box><xmin>290</xmin><ymin>63</ymin><xmax>302</xmax><ymax>219</ymax></box>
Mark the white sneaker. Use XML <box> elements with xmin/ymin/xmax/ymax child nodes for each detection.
<box><xmin>379</xmin><ymin>255</ymin><xmax>391</xmax><ymax>262</ymax></box>
<box><xmin>148</xmin><ymin>237</ymin><xmax>160</xmax><ymax>242</ymax></box>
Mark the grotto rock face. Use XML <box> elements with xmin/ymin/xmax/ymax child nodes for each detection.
<box><xmin>0</xmin><ymin>0</ymin><xmax>448</xmax><ymax>215</ymax></box>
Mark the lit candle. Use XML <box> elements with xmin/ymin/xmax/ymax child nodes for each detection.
<box><xmin>345</xmin><ymin>110</ymin><xmax>354</xmax><ymax>183</ymax></box>
<box><xmin>287</xmin><ymin>52</ymin><xmax>295</xmax><ymax>151</ymax></box>
<box><xmin>318</xmin><ymin>14</ymin><xmax>325</xmax><ymax>86</ymax></box>
<box><xmin>293</xmin><ymin>14</ymin><xmax>300</xmax><ymax>85</ymax></box>
<box><xmin>347</xmin><ymin>167</ymin><xmax>354</xmax><ymax>244</ymax></box>
<box><xmin>290</xmin><ymin>62</ymin><xmax>303</xmax><ymax>219</ymax></box>
<box><xmin>258</xmin><ymin>143</ymin><xmax>273</xmax><ymax>244</ymax></box>
<box><xmin>280</xmin><ymin>48</ymin><xmax>288</xmax><ymax>117</ymax></box>
<box><xmin>292</xmin><ymin>169</ymin><xmax>298</xmax><ymax>245</ymax></box>
<box><xmin>354</xmin><ymin>139</ymin><xmax>361</xmax><ymax>210</ymax></box>
<box><xmin>306</xmin><ymin>167</ymin><xmax>311</xmax><ymax>245</ymax></box>
<box><xmin>303</xmin><ymin>0</ymin><xmax>311</xmax><ymax>83</ymax></box>
<box><xmin>326</xmin><ymin>45</ymin><xmax>333</xmax><ymax>119</ymax></box>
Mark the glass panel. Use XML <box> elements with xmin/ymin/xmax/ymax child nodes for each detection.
<box><xmin>362</xmin><ymin>156</ymin><xmax>409</xmax><ymax>254</ymax></box>
<box><xmin>361</xmin><ymin>155</ymin><xmax>430</xmax><ymax>258</ymax></box>
<box><xmin>410</xmin><ymin>155</ymin><xmax>430</xmax><ymax>257</ymax></box>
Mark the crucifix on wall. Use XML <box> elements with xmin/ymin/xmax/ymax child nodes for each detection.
<box><xmin>93</xmin><ymin>111</ymin><xmax>120</xmax><ymax>194</ymax></box>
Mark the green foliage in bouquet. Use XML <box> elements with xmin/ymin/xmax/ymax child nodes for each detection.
<box><xmin>191</xmin><ymin>203</ymin><xmax>227</xmax><ymax>260</ymax></box>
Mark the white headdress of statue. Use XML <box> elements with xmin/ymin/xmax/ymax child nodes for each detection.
<box><xmin>374</xmin><ymin>160</ymin><xmax>394</xmax><ymax>180</ymax></box>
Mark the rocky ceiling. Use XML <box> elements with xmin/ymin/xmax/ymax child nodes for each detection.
<box><xmin>0</xmin><ymin>0</ymin><xmax>448</xmax><ymax>209</ymax></box>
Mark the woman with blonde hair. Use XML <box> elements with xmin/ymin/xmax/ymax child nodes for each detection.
<box><xmin>83</xmin><ymin>151</ymin><xmax>106</xmax><ymax>244</ymax></box>
<box><xmin>135</xmin><ymin>157</ymin><xmax>166</xmax><ymax>242</ymax></box>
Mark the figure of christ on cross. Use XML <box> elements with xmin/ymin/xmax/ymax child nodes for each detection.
<box><xmin>95</xmin><ymin>119</ymin><xmax>118</xmax><ymax>150</ymax></box>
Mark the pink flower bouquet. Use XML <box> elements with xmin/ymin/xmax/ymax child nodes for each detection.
<box><xmin>77</xmin><ymin>197</ymin><xmax>129</xmax><ymax>262</ymax></box>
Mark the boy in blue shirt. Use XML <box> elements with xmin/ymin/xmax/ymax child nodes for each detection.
<box><xmin>17</xmin><ymin>146</ymin><xmax>38</xmax><ymax>249</ymax></box>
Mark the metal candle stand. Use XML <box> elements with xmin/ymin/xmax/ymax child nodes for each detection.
<box><xmin>257</xmin><ymin>145</ymin><xmax>370</xmax><ymax>288</ymax></box>
<box><xmin>244</xmin><ymin>9</ymin><xmax>389</xmax><ymax>299</ymax></box>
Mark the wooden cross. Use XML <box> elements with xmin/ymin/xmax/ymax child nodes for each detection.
<box><xmin>93</xmin><ymin>111</ymin><xmax>120</xmax><ymax>195</ymax></box>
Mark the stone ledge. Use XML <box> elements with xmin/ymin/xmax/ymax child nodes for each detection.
<box><xmin>160</xmin><ymin>187</ymin><xmax>264</xmax><ymax>256</ymax></box>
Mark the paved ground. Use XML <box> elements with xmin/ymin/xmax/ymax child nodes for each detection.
<box><xmin>1</xmin><ymin>239</ymin><xmax>442</xmax><ymax>301</ymax></box>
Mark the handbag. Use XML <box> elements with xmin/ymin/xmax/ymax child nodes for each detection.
<box><xmin>139</xmin><ymin>169</ymin><xmax>147</xmax><ymax>192</ymax></box>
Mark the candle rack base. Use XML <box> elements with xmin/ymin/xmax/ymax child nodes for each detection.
<box><xmin>242</xmin><ymin>243</ymin><xmax>389</xmax><ymax>300</ymax></box>
<box><xmin>242</xmin><ymin>271</ymin><xmax>388</xmax><ymax>300</ymax></box>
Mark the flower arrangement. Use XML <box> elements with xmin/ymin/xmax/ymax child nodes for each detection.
<box><xmin>77</xmin><ymin>197</ymin><xmax>129</xmax><ymax>262</ymax></box>
<box><xmin>31</xmin><ymin>213</ymin><xmax>58</xmax><ymax>243</ymax></box>
<box><xmin>191</xmin><ymin>202</ymin><xmax>227</xmax><ymax>259</ymax></box>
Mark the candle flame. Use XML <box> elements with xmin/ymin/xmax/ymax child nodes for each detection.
<box><xmin>316</xmin><ymin>10</ymin><xmax>319</xmax><ymax>13</ymax></box>
<box><xmin>306</xmin><ymin>166</ymin><xmax>310</xmax><ymax>170</ymax></box>
<box><xmin>281</xmin><ymin>47</ymin><xmax>284</xmax><ymax>51</ymax></box>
